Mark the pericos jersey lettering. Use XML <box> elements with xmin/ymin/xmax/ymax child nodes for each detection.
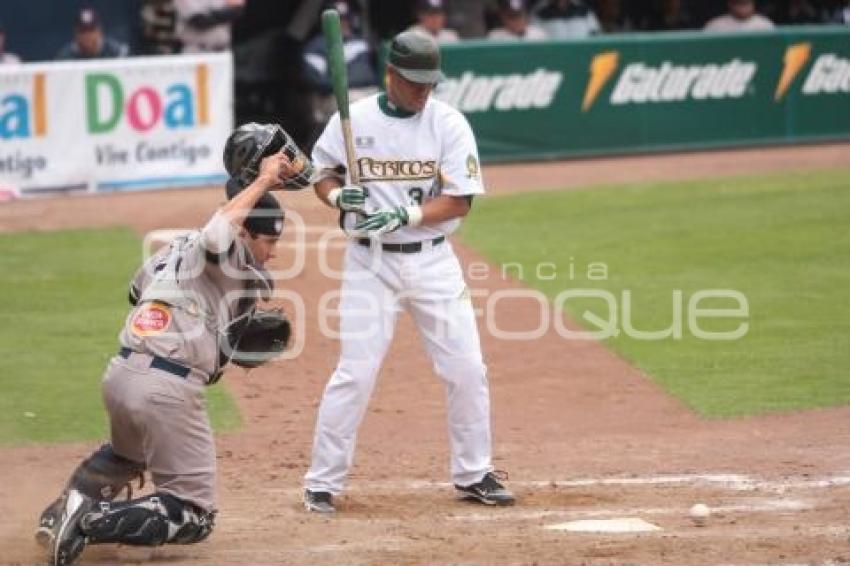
<box><xmin>356</xmin><ymin>157</ymin><xmax>438</xmax><ymax>181</ymax></box>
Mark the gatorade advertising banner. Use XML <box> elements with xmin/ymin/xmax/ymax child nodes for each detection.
<box><xmin>435</xmin><ymin>27</ymin><xmax>850</xmax><ymax>162</ymax></box>
<box><xmin>0</xmin><ymin>53</ymin><xmax>232</xmax><ymax>195</ymax></box>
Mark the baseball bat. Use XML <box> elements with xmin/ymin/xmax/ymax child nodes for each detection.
<box><xmin>322</xmin><ymin>9</ymin><xmax>360</xmax><ymax>185</ymax></box>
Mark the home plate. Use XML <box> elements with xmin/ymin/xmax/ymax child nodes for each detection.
<box><xmin>545</xmin><ymin>518</ymin><xmax>662</xmax><ymax>533</ymax></box>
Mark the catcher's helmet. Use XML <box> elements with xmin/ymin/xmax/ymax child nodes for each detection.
<box><xmin>223</xmin><ymin>123</ymin><xmax>314</xmax><ymax>190</ymax></box>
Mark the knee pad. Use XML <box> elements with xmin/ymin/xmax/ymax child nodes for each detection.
<box><xmin>68</xmin><ymin>443</ymin><xmax>145</xmax><ymax>501</ymax></box>
<box><xmin>81</xmin><ymin>492</ymin><xmax>214</xmax><ymax>546</ymax></box>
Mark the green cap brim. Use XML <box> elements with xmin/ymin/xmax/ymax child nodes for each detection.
<box><xmin>395</xmin><ymin>67</ymin><xmax>445</xmax><ymax>84</ymax></box>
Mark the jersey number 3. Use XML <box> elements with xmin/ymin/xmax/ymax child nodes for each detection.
<box><xmin>408</xmin><ymin>188</ymin><xmax>424</xmax><ymax>205</ymax></box>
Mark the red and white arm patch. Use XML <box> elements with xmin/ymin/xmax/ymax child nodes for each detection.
<box><xmin>130</xmin><ymin>303</ymin><xmax>172</xmax><ymax>336</ymax></box>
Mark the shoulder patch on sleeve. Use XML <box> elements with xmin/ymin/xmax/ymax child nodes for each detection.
<box><xmin>130</xmin><ymin>303</ymin><xmax>172</xmax><ymax>336</ymax></box>
<box><xmin>466</xmin><ymin>154</ymin><xmax>480</xmax><ymax>180</ymax></box>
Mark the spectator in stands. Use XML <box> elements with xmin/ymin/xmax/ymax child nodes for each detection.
<box><xmin>140</xmin><ymin>0</ymin><xmax>182</xmax><ymax>54</ymax></box>
<box><xmin>488</xmin><ymin>0</ymin><xmax>548</xmax><ymax>40</ymax></box>
<box><xmin>56</xmin><ymin>7</ymin><xmax>130</xmax><ymax>60</ymax></box>
<box><xmin>594</xmin><ymin>0</ymin><xmax>634</xmax><ymax>32</ymax></box>
<box><xmin>704</xmin><ymin>0</ymin><xmax>774</xmax><ymax>31</ymax></box>
<box><xmin>631</xmin><ymin>0</ymin><xmax>695</xmax><ymax>31</ymax></box>
<box><xmin>827</xmin><ymin>0</ymin><xmax>850</xmax><ymax>24</ymax></box>
<box><xmin>773</xmin><ymin>0</ymin><xmax>820</xmax><ymax>24</ymax></box>
<box><xmin>530</xmin><ymin>0</ymin><xmax>601</xmax><ymax>38</ymax></box>
<box><xmin>174</xmin><ymin>0</ymin><xmax>244</xmax><ymax>53</ymax></box>
<box><xmin>445</xmin><ymin>0</ymin><xmax>488</xmax><ymax>38</ymax></box>
<box><xmin>408</xmin><ymin>0</ymin><xmax>460</xmax><ymax>43</ymax></box>
<box><xmin>0</xmin><ymin>22</ymin><xmax>21</xmax><ymax>64</ymax></box>
<box><xmin>303</xmin><ymin>1</ymin><xmax>377</xmax><ymax>136</ymax></box>
<box><xmin>654</xmin><ymin>0</ymin><xmax>695</xmax><ymax>30</ymax></box>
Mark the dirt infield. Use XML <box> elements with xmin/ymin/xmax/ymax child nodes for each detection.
<box><xmin>2</xmin><ymin>143</ymin><xmax>849</xmax><ymax>565</ymax></box>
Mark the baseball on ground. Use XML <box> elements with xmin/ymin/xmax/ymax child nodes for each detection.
<box><xmin>689</xmin><ymin>503</ymin><xmax>711</xmax><ymax>526</ymax></box>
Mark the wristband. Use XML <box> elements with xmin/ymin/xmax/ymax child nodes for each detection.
<box><xmin>326</xmin><ymin>187</ymin><xmax>342</xmax><ymax>209</ymax></box>
<box><xmin>404</xmin><ymin>205</ymin><xmax>423</xmax><ymax>227</ymax></box>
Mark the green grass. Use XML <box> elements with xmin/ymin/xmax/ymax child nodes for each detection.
<box><xmin>0</xmin><ymin>228</ymin><xmax>240</xmax><ymax>446</ymax></box>
<box><xmin>461</xmin><ymin>168</ymin><xmax>850</xmax><ymax>417</ymax></box>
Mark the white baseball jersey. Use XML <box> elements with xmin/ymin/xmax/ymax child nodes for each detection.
<box><xmin>305</xmin><ymin>91</ymin><xmax>496</xmax><ymax>495</ymax></box>
<box><xmin>312</xmin><ymin>92</ymin><xmax>485</xmax><ymax>243</ymax></box>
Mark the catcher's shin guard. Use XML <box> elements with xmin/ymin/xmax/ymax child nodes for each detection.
<box><xmin>81</xmin><ymin>492</ymin><xmax>215</xmax><ymax>546</ymax></box>
<box><xmin>68</xmin><ymin>443</ymin><xmax>146</xmax><ymax>500</ymax></box>
<box><xmin>38</xmin><ymin>445</ymin><xmax>144</xmax><ymax>548</ymax></box>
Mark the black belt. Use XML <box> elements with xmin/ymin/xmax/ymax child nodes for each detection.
<box><xmin>356</xmin><ymin>236</ymin><xmax>445</xmax><ymax>253</ymax></box>
<box><xmin>119</xmin><ymin>347</ymin><xmax>191</xmax><ymax>379</ymax></box>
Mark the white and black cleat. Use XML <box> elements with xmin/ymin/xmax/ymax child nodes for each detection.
<box><xmin>303</xmin><ymin>489</ymin><xmax>335</xmax><ymax>513</ymax></box>
<box><xmin>50</xmin><ymin>489</ymin><xmax>93</xmax><ymax>566</ymax></box>
<box><xmin>35</xmin><ymin>493</ymin><xmax>66</xmax><ymax>549</ymax></box>
<box><xmin>455</xmin><ymin>472</ymin><xmax>516</xmax><ymax>506</ymax></box>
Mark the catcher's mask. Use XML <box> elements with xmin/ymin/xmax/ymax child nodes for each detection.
<box><xmin>223</xmin><ymin>123</ymin><xmax>314</xmax><ymax>190</ymax></box>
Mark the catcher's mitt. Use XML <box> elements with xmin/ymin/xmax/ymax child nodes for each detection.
<box><xmin>229</xmin><ymin>309</ymin><xmax>291</xmax><ymax>368</ymax></box>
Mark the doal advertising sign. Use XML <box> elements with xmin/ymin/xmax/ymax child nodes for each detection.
<box><xmin>435</xmin><ymin>27</ymin><xmax>850</xmax><ymax>162</ymax></box>
<box><xmin>0</xmin><ymin>53</ymin><xmax>232</xmax><ymax>195</ymax></box>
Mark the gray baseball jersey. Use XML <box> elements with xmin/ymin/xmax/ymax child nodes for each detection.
<box><xmin>122</xmin><ymin>211</ymin><xmax>273</xmax><ymax>379</ymax></box>
<box><xmin>107</xmin><ymin>212</ymin><xmax>271</xmax><ymax>511</ymax></box>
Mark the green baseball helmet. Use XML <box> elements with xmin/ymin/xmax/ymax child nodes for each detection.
<box><xmin>387</xmin><ymin>30</ymin><xmax>445</xmax><ymax>84</ymax></box>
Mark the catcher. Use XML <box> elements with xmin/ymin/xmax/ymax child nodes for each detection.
<box><xmin>34</xmin><ymin>123</ymin><xmax>311</xmax><ymax>566</ymax></box>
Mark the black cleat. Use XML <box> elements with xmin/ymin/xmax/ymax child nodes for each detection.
<box><xmin>50</xmin><ymin>489</ymin><xmax>93</xmax><ymax>566</ymax></box>
<box><xmin>35</xmin><ymin>493</ymin><xmax>66</xmax><ymax>548</ymax></box>
<box><xmin>303</xmin><ymin>489</ymin><xmax>335</xmax><ymax>513</ymax></box>
<box><xmin>455</xmin><ymin>472</ymin><xmax>516</xmax><ymax>506</ymax></box>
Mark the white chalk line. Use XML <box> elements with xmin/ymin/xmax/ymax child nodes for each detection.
<box><xmin>266</xmin><ymin>473</ymin><xmax>850</xmax><ymax>496</ymax></box>
<box><xmin>513</xmin><ymin>475</ymin><xmax>850</xmax><ymax>492</ymax></box>
<box><xmin>449</xmin><ymin>498</ymin><xmax>814</xmax><ymax>523</ymax></box>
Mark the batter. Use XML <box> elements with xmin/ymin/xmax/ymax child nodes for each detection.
<box><xmin>303</xmin><ymin>30</ymin><xmax>514</xmax><ymax>513</ymax></box>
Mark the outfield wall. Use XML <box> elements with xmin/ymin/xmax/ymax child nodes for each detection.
<box><xmin>3</xmin><ymin>30</ymin><xmax>848</xmax><ymax>196</ymax></box>
<box><xmin>0</xmin><ymin>53</ymin><xmax>233</xmax><ymax>196</ymax></box>
<box><xmin>436</xmin><ymin>26</ymin><xmax>850</xmax><ymax>162</ymax></box>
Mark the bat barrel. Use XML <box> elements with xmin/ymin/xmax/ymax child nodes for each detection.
<box><xmin>322</xmin><ymin>9</ymin><xmax>351</xmax><ymax>122</ymax></box>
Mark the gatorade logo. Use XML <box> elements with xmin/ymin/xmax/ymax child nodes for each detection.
<box><xmin>436</xmin><ymin>69</ymin><xmax>563</xmax><ymax>113</ymax></box>
<box><xmin>609</xmin><ymin>59</ymin><xmax>757</xmax><ymax>105</ymax></box>
<box><xmin>583</xmin><ymin>51</ymin><xmax>619</xmax><ymax>111</ymax></box>
<box><xmin>775</xmin><ymin>43</ymin><xmax>811</xmax><ymax>101</ymax></box>
<box><xmin>801</xmin><ymin>53</ymin><xmax>850</xmax><ymax>95</ymax></box>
